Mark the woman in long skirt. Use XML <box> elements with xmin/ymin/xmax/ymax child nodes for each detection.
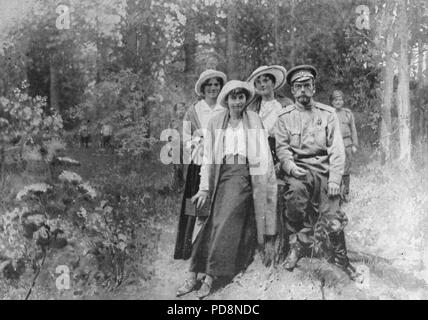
<box><xmin>177</xmin><ymin>80</ymin><xmax>277</xmax><ymax>299</ymax></box>
<box><xmin>246</xmin><ymin>65</ymin><xmax>291</xmax><ymax>265</ymax></box>
<box><xmin>173</xmin><ymin>70</ymin><xmax>227</xmax><ymax>273</ymax></box>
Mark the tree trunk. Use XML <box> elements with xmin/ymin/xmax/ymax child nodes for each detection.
<box><xmin>396</xmin><ymin>0</ymin><xmax>412</xmax><ymax>166</ymax></box>
<box><xmin>377</xmin><ymin>0</ymin><xmax>395</xmax><ymax>165</ymax></box>
<box><xmin>124</xmin><ymin>26</ymin><xmax>138</xmax><ymax>71</ymax></box>
<box><xmin>49</xmin><ymin>55</ymin><xmax>59</xmax><ymax>112</ymax></box>
<box><xmin>380</xmin><ymin>30</ymin><xmax>394</xmax><ymax>165</ymax></box>
<box><xmin>416</xmin><ymin>38</ymin><xmax>424</xmax><ymax>140</ymax></box>
<box><xmin>183</xmin><ymin>4</ymin><xmax>197</xmax><ymax>94</ymax></box>
<box><xmin>273</xmin><ymin>0</ymin><xmax>279</xmax><ymax>63</ymax></box>
<box><xmin>124</xmin><ymin>0</ymin><xmax>152</xmax><ymax>73</ymax></box>
<box><xmin>289</xmin><ymin>0</ymin><xmax>296</xmax><ymax>66</ymax></box>
<box><xmin>226</xmin><ymin>0</ymin><xmax>238</xmax><ymax>79</ymax></box>
<box><xmin>138</xmin><ymin>0</ymin><xmax>152</xmax><ymax>76</ymax></box>
<box><xmin>425</xmin><ymin>49</ymin><xmax>428</xmax><ymax>86</ymax></box>
<box><xmin>183</xmin><ymin>10</ymin><xmax>196</xmax><ymax>74</ymax></box>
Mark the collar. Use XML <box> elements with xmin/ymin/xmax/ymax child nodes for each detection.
<box><xmin>295</xmin><ymin>99</ymin><xmax>314</xmax><ymax>111</ymax></box>
<box><xmin>197</xmin><ymin>99</ymin><xmax>223</xmax><ymax>111</ymax></box>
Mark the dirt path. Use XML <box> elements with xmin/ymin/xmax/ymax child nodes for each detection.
<box><xmin>127</xmin><ymin>218</ymin><xmax>428</xmax><ymax>300</ymax></box>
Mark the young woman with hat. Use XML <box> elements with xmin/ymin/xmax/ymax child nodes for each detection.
<box><xmin>247</xmin><ymin>65</ymin><xmax>293</xmax><ymax>164</ymax></box>
<box><xmin>173</xmin><ymin>70</ymin><xmax>227</xmax><ymax>267</ymax></box>
<box><xmin>176</xmin><ymin>80</ymin><xmax>277</xmax><ymax>299</ymax></box>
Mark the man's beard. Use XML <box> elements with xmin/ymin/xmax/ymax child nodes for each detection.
<box><xmin>296</xmin><ymin>95</ymin><xmax>311</xmax><ymax>106</ymax></box>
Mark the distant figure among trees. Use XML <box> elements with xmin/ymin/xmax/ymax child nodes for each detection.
<box><xmin>101</xmin><ymin>122</ymin><xmax>113</xmax><ymax>149</ymax></box>
<box><xmin>330</xmin><ymin>90</ymin><xmax>358</xmax><ymax>202</ymax></box>
<box><xmin>79</xmin><ymin>120</ymin><xmax>90</xmax><ymax>148</ymax></box>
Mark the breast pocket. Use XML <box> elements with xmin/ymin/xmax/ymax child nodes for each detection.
<box><xmin>313</xmin><ymin>126</ymin><xmax>327</xmax><ymax>148</ymax></box>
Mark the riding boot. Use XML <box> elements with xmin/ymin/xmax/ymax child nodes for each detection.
<box><xmin>329</xmin><ymin>230</ymin><xmax>360</xmax><ymax>280</ymax></box>
<box><xmin>342</xmin><ymin>175</ymin><xmax>350</xmax><ymax>202</ymax></box>
<box><xmin>282</xmin><ymin>240</ymin><xmax>303</xmax><ymax>271</ymax></box>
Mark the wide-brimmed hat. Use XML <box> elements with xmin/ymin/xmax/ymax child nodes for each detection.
<box><xmin>286</xmin><ymin>65</ymin><xmax>317</xmax><ymax>85</ymax></box>
<box><xmin>194</xmin><ymin>69</ymin><xmax>227</xmax><ymax>96</ymax></box>
<box><xmin>217</xmin><ymin>80</ymin><xmax>255</xmax><ymax>108</ymax></box>
<box><xmin>247</xmin><ymin>65</ymin><xmax>287</xmax><ymax>91</ymax></box>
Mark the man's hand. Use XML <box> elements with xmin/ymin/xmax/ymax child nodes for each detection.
<box><xmin>191</xmin><ymin>190</ymin><xmax>209</xmax><ymax>209</ymax></box>
<box><xmin>351</xmin><ymin>145</ymin><xmax>357</xmax><ymax>154</ymax></box>
<box><xmin>291</xmin><ymin>166</ymin><xmax>308</xmax><ymax>179</ymax></box>
<box><xmin>328</xmin><ymin>182</ymin><xmax>340</xmax><ymax>197</ymax></box>
<box><xmin>274</xmin><ymin>162</ymin><xmax>282</xmax><ymax>175</ymax></box>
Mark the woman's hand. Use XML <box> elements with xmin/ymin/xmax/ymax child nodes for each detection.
<box><xmin>191</xmin><ymin>190</ymin><xmax>209</xmax><ymax>210</ymax></box>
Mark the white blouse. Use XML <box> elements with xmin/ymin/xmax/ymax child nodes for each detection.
<box><xmin>199</xmin><ymin>120</ymin><xmax>247</xmax><ymax>192</ymax></box>
<box><xmin>259</xmin><ymin>99</ymin><xmax>283</xmax><ymax>137</ymax></box>
<box><xmin>195</xmin><ymin>100</ymin><xmax>224</xmax><ymax>130</ymax></box>
<box><xmin>223</xmin><ymin>120</ymin><xmax>247</xmax><ymax>157</ymax></box>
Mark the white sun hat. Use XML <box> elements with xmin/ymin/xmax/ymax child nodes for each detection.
<box><xmin>246</xmin><ymin>65</ymin><xmax>287</xmax><ymax>91</ymax></box>
<box><xmin>216</xmin><ymin>80</ymin><xmax>255</xmax><ymax>108</ymax></box>
<box><xmin>194</xmin><ymin>69</ymin><xmax>227</xmax><ymax>96</ymax></box>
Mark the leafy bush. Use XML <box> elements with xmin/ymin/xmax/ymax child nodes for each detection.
<box><xmin>0</xmin><ymin>158</ymin><xmax>163</xmax><ymax>298</ymax></box>
<box><xmin>0</xmin><ymin>82</ymin><xmax>64</xmax><ymax>169</ymax></box>
<box><xmin>70</xmin><ymin>70</ymin><xmax>157</xmax><ymax>157</ymax></box>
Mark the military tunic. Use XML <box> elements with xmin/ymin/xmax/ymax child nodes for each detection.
<box><xmin>335</xmin><ymin>108</ymin><xmax>358</xmax><ymax>176</ymax></box>
<box><xmin>275</xmin><ymin>101</ymin><xmax>345</xmax><ymax>185</ymax></box>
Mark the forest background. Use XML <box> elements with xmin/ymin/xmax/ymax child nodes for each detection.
<box><xmin>1</xmin><ymin>0</ymin><xmax>428</xmax><ymax>300</ymax></box>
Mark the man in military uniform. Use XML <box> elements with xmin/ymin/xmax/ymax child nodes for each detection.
<box><xmin>330</xmin><ymin>90</ymin><xmax>358</xmax><ymax>202</ymax></box>
<box><xmin>275</xmin><ymin>65</ymin><xmax>358</xmax><ymax>279</ymax></box>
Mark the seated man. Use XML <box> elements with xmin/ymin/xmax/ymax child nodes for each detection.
<box><xmin>275</xmin><ymin>65</ymin><xmax>358</xmax><ymax>280</ymax></box>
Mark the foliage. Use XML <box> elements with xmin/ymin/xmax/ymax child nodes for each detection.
<box><xmin>71</xmin><ymin>69</ymin><xmax>157</xmax><ymax>156</ymax></box>
<box><xmin>0</xmin><ymin>83</ymin><xmax>64</xmax><ymax>167</ymax></box>
<box><xmin>0</xmin><ymin>161</ymin><xmax>161</xmax><ymax>296</ymax></box>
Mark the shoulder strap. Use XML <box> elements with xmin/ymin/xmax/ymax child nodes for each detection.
<box><xmin>278</xmin><ymin>104</ymin><xmax>296</xmax><ymax>117</ymax></box>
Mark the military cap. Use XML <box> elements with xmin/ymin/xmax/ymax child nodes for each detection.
<box><xmin>286</xmin><ymin>65</ymin><xmax>317</xmax><ymax>85</ymax></box>
<box><xmin>330</xmin><ymin>90</ymin><xmax>344</xmax><ymax>101</ymax></box>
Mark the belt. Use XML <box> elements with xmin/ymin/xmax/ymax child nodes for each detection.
<box><xmin>222</xmin><ymin>154</ymin><xmax>248</xmax><ymax>164</ymax></box>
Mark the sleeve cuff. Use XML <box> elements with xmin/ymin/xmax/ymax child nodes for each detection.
<box><xmin>328</xmin><ymin>172</ymin><xmax>342</xmax><ymax>185</ymax></box>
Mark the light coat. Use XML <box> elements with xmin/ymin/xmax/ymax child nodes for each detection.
<box><xmin>201</xmin><ymin>109</ymin><xmax>278</xmax><ymax>244</ymax></box>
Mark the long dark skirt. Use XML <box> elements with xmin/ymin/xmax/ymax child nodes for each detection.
<box><xmin>189</xmin><ymin>161</ymin><xmax>257</xmax><ymax>278</ymax></box>
<box><xmin>174</xmin><ymin>163</ymin><xmax>203</xmax><ymax>260</ymax></box>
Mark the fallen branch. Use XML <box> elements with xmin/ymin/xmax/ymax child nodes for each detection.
<box><xmin>347</xmin><ymin>249</ymin><xmax>391</xmax><ymax>265</ymax></box>
<box><xmin>24</xmin><ymin>250</ymin><xmax>47</xmax><ymax>300</ymax></box>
